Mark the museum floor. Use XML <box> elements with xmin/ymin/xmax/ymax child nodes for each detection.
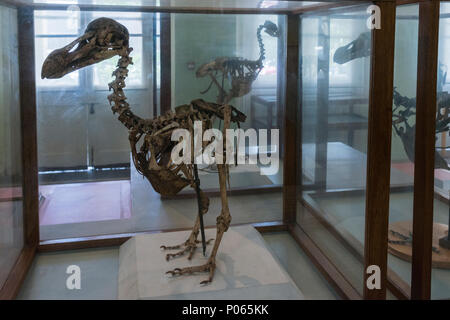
<box><xmin>17</xmin><ymin>232</ymin><xmax>339</xmax><ymax>300</ymax></box>
<box><xmin>38</xmin><ymin>162</ymin><xmax>283</xmax><ymax>240</ymax></box>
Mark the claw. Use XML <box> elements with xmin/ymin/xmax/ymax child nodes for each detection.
<box><xmin>161</xmin><ymin>244</ymin><xmax>182</xmax><ymax>250</ymax></box>
<box><xmin>165</xmin><ymin>268</ymin><xmax>183</xmax><ymax>276</ymax></box>
<box><xmin>165</xmin><ymin>261</ymin><xmax>216</xmax><ymax>284</ymax></box>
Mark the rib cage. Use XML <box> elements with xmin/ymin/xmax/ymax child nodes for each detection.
<box><xmin>107</xmin><ymin>47</ymin><xmax>246</xmax><ymax>197</ymax></box>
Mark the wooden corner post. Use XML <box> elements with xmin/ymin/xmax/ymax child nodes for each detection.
<box><xmin>0</xmin><ymin>6</ymin><xmax>39</xmax><ymax>300</ymax></box>
<box><xmin>411</xmin><ymin>0</ymin><xmax>440</xmax><ymax>300</ymax></box>
<box><xmin>364</xmin><ymin>1</ymin><xmax>396</xmax><ymax>300</ymax></box>
<box><xmin>18</xmin><ymin>6</ymin><xmax>39</xmax><ymax>249</ymax></box>
<box><xmin>160</xmin><ymin>12</ymin><xmax>171</xmax><ymax>114</ymax></box>
<box><xmin>283</xmin><ymin>14</ymin><xmax>299</xmax><ymax>225</ymax></box>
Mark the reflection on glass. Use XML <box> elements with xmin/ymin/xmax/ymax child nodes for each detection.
<box><xmin>298</xmin><ymin>6</ymin><xmax>371</xmax><ymax>294</ymax></box>
<box><xmin>35</xmin><ymin>9</ymin><xmax>80</xmax><ymax>35</ymax></box>
<box><xmin>0</xmin><ymin>5</ymin><xmax>24</xmax><ymax>289</ymax></box>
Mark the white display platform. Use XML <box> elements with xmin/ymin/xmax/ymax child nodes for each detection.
<box><xmin>118</xmin><ymin>225</ymin><xmax>303</xmax><ymax>300</ymax></box>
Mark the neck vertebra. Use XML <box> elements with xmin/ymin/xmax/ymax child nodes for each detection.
<box><xmin>256</xmin><ymin>24</ymin><xmax>266</xmax><ymax>64</ymax></box>
<box><xmin>108</xmin><ymin>50</ymin><xmax>146</xmax><ymax>131</ymax></box>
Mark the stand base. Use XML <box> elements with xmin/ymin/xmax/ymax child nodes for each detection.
<box><xmin>439</xmin><ymin>236</ymin><xmax>450</xmax><ymax>250</ymax></box>
<box><xmin>388</xmin><ymin>221</ymin><xmax>450</xmax><ymax>269</ymax></box>
<box><xmin>117</xmin><ymin>225</ymin><xmax>303</xmax><ymax>299</ymax></box>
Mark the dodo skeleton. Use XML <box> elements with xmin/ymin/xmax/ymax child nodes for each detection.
<box><xmin>41</xmin><ymin>17</ymin><xmax>248</xmax><ymax>284</ymax></box>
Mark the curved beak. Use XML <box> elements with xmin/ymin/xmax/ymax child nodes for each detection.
<box><xmin>263</xmin><ymin>21</ymin><xmax>280</xmax><ymax>38</ymax></box>
<box><xmin>333</xmin><ymin>31</ymin><xmax>371</xmax><ymax>65</ymax></box>
<box><xmin>41</xmin><ymin>33</ymin><xmax>92</xmax><ymax>79</ymax></box>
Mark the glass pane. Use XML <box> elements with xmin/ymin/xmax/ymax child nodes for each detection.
<box><xmin>35</xmin><ymin>10</ymin><xmax>80</xmax><ymax>35</ymax></box>
<box><xmin>134</xmin><ymin>13</ymin><xmax>285</xmax><ymax>231</ymax></box>
<box><xmin>386</xmin><ymin>3</ymin><xmax>419</xmax><ymax>298</ymax></box>
<box><xmin>36</xmin><ymin>11</ymin><xmax>155</xmax><ymax>240</ymax></box>
<box><xmin>92</xmin><ymin>11</ymin><xmax>143</xmax><ymax>33</ymax></box>
<box><xmin>0</xmin><ymin>5</ymin><xmax>24</xmax><ymax>288</ymax></box>
<box><xmin>298</xmin><ymin>5</ymin><xmax>372</xmax><ymax>295</ymax></box>
<box><xmin>36</xmin><ymin>10</ymin><xmax>285</xmax><ymax>240</ymax></box>
<box><xmin>431</xmin><ymin>2</ymin><xmax>450</xmax><ymax>300</ymax></box>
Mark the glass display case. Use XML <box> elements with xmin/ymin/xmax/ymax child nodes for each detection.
<box><xmin>0</xmin><ymin>4</ymin><xmax>24</xmax><ymax>295</ymax></box>
<box><xmin>0</xmin><ymin>0</ymin><xmax>447</xmax><ymax>301</ymax></box>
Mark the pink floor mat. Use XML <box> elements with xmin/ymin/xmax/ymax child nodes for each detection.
<box><xmin>39</xmin><ymin>180</ymin><xmax>131</xmax><ymax>226</ymax></box>
<box><xmin>0</xmin><ymin>187</ymin><xmax>22</xmax><ymax>202</ymax></box>
<box><xmin>392</xmin><ymin>162</ymin><xmax>450</xmax><ymax>181</ymax></box>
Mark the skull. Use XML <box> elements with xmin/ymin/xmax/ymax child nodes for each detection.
<box><xmin>41</xmin><ymin>17</ymin><xmax>130</xmax><ymax>79</ymax></box>
<box><xmin>262</xmin><ymin>20</ymin><xmax>280</xmax><ymax>38</ymax></box>
<box><xmin>333</xmin><ymin>31</ymin><xmax>371</xmax><ymax>65</ymax></box>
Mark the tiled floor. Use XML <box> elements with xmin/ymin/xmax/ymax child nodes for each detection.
<box><xmin>0</xmin><ymin>186</ymin><xmax>22</xmax><ymax>201</ymax></box>
<box><xmin>17</xmin><ymin>231</ymin><xmax>338</xmax><ymax>300</ymax></box>
<box><xmin>17</xmin><ymin>247</ymin><xmax>119</xmax><ymax>300</ymax></box>
<box><xmin>392</xmin><ymin>161</ymin><xmax>450</xmax><ymax>181</ymax></box>
<box><xmin>0</xmin><ymin>199</ymin><xmax>23</xmax><ymax>289</ymax></box>
<box><xmin>38</xmin><ymin>164</ymin><xmax>284</xmax><ymax>240</ymax></box>
<box><xmin>263</xmin><ymin>232</ymin><xmax>338</xmax><ymax>300</ymax></box>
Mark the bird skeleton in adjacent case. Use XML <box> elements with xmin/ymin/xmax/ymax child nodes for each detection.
<box><xmin>334</xmin><ymin>31</ymin><xmax>450</xmax><ymax>170</ymax></box>
<box><xmin>335</xmin><ymin>32</ymin><xmax>450</xmax><ymax>252</ymax></box>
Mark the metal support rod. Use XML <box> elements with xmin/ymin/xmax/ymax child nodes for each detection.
<box><xmin>193</xmin><ymin>164</ymin><xmax>207</xmax><ymax>256</ymax></box>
